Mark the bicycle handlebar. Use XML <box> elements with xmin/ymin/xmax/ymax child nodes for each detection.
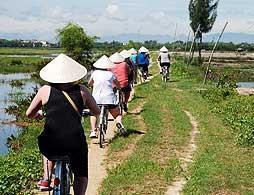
<box><xmin>82</xmin><ymin>109</ymin><xmax>93</xmax><ymax>116</ymax></box>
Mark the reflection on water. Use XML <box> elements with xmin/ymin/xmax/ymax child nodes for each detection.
<box><xmin>0</xmin><ymin>73</ymin><xmax>38</xmax><ymax>155</ymax></box>
<box><xmin>237</xmin><ymin>82</ymin><xmax>254</xmax><ymax>88</ymax></box>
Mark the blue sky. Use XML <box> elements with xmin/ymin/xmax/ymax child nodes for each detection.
<box><xmin>0</xmin><ymin>0</ymin><xmax>253</xmax><ymax>41</ymax></box>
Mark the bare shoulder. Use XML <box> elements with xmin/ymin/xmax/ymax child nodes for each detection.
<box><xmin>40</xmin><ymin>84</ymin><xmax>50</xmax><ymax>90</ymax></box>
<box><xmin>37</xmin><ymin>84</ymin><xmax>50</xmax><ymax>94</ymax></box>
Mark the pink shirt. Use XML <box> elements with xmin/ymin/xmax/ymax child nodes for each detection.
<box><xmin>111</xmin><ymin>62</ymin><xmax>129</xmax><ymax>88</ymax></box>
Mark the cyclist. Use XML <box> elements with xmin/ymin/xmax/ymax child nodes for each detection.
<box><xmin>26</xmin><ymin>54</ymin><xmax>100</xmax><ymax>194</ymax></box>
<box><xmin>137</xmin><ymin>46</ymin><xmax>150</xmax><ymax>80</ymax></box>
<box><xmin>129</xmin><ymin>48</ymin><xmax>138</xmax><ymax>84</ymax></box>
<box><xmin>120</xmin><ymin>50</ymin><xmax>135</xmax><ymax>85</ymax></box>
<box><xmin>110</xmin><ymin>52</ymin><xmax>131</xmax><ymax>112</ymax></box>
<box><xmin>158</xmin><ymin>46</ymin><xmax>170</xmax><ymax>77</ymax></box>
<box><xmin>88</xmin><ymin>55</ymin><xmax>127</xmax><ymax>138</ymax></box>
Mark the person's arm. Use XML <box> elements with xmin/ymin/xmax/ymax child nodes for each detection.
<box><xmin>80</xmin><ymin>85</ymin><xmax>100</xmax><ymax>116</ymax></box>
<box><xmin>88</xmin><ymin>78</ymin><xmax>94</xmax><ymax>87</ymax></box>
<box><xmin>26</xmin><ymin>88</ymin><xmax>44</xmax><ymax>118</ymax></box>
<box><xmin>157</xmin><ymin>55</ymin><xmax>161</xmax><ymax>62</ymax></box>
<box><xmin>113</xmin><ymin>79</ymin><xmax>121</xmax><ymax>89</ymax></box>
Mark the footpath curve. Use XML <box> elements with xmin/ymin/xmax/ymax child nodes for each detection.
<box><xmin>166</xmin><ymin>111</ymin><xmax>199</xmax><ymax>195</ymax></box>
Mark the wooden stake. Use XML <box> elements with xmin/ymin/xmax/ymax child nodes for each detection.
<box><xmin>203</xmin><ymin>22</ymin><xmax>229</xmax><ymax>84</ymax></box>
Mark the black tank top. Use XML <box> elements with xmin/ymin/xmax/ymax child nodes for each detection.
<box><xmin>41</xmin><ymin>85</ymin><xmax>87</xmax><ymax>154</ymax></box>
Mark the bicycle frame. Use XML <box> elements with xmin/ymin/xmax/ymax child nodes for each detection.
<box><xmin>98</xmin><ymin>105</ymin><xmax>109</xmax><ymax>148</ymax></box>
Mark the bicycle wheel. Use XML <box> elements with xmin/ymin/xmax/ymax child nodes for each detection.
<box><xmin>119</xmin><ymin>92</ymin><xmax>124</xmax><ymax>115</ymax></box>
<box><xmin>103</xmin><ymin>109</ymin><xmax>109</xmax><ymax>134</ymax></box>
<box><xmin>99</xmin><ymin>124</ymin><xmax>105</xmax><ymax>148</ymax></box>
<box><xmin>63</xmin><ymin>163</ymin><xmax>71</xmax><ymax>195</ymax></box>
<box><xmin>53</xmin><ymin>161</ymin><xmax>71</xmax><ymax>195</ymax></box>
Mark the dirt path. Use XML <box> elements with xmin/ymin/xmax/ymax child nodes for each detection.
<box><xmin>86</xmin><ymin>119</ymin><xmax>116</xmax><ymax>195</ymax></box>
<box><xmin>165</xmin><ymin>111</ymin><xmax>199</xmax><ymax>195</ymax></box>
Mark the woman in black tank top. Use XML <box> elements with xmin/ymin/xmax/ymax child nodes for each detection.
<box><xmin>26</xmin><ymin>54</ymin><xmax>100</xmax><ymax>195</ymax></box>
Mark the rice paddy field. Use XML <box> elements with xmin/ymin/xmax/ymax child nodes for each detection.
<box><xmin>0</xmin><ymin>48</ymin><xmax>253</xmax><ymax>194</ymax></box>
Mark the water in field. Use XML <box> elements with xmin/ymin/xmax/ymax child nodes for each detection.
<box><xmin>0</xmin><ymin>54</ymin><xmax>56</xmax><ymax>59</ymax></box>
<box><xmin>237</xmin><ymin>82</ymin><xmax>254</xmax><ymax>88</ymax></box>
<box><xmin>0</xmin><ymin>73</ymin><xmax>38</xmax><ymax>155</ymax></box>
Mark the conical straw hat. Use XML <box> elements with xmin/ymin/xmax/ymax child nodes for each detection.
<box><xmin>109</xmin><ymin>52</ymin><xmax>125</xmax><ymax>63</ymax></box>
<box><xmin>160</xmin><ymin>46</ymin><xmax>169</xmax><ymax>52</ymax></box>
<box><xmin>39</xmin><ymin>53</ymin><xmax>87</xmax><ymax>83</ymax></box>
<box><xmin>129</xmin><ymin>48</ymin><xmax>137</xmax><ymax>54</ymax></box>
<box><xmin>139</xmin><ymin>46</ymin><xmax>149</xmax><ymax>53</ymax></box>
<box><xmin>120</xmin><ymin>50</ymin><xmax>131</xmax><ymax>58</ymax></box>
<box><xmin>93</xmin><ymin>55</ymin><xmax>115</xmax><ymax>69</ymax></box>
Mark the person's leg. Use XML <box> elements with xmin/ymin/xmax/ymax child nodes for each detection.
<box><xmin>38</xmin><ymin>156</ymin><xmax>54</xmax><ymax>189</ymax></box>
<box><xmin>110</xmin><ymin>107</ymin><xmax>127</xmax><ymax>135</ymax></box>
<box><xmin>144</xmin><ymin>65</ymin><xmax>149</xmax><ymax>74</ymax></box>
<box><xmin>43</xmin><ymin>156</ymin><xmax>53</xmax><ymax>179</ymax></box>
<box><xmin>90</xmin><ymin>115</ymin><xmax>97</xmax><ymax>131</ymax></box>
<box><xmin>122</xmin><ymin>90</ymin><xmax>130</xmax><ymax>112</ymax></box>
<box><xmin>124</xmin><ymin>91</ymin><xmax>131</xmax><ymax>104</ymax></box>
<box><xmin>71</xmin><ymin>149</ymin><xmax>88</xmax><ymax>195</ymax></box>
<box><xmin>90</xmin><ymin>115</ymin><xmax>98</xmax><ymax>138</ymax></box>
<box><xmin>134</xmin><ymin>66</ymin><xmax>137</xmax><ymax>84</ymax></box>
<box><xmin>110</xmin><ymin>107</ymin><xmax>122</xmax><ymax>123</ymax></box>
<box><xmin>73</xmin><ymin>177</ymin><xmax>88</xmax><ymax>195</ymax></box>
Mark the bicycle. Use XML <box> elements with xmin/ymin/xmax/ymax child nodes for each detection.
<box><xmin>39</xmin><ymin>110</ymin><xmax>92</xmax><ymax>194</ymax></box>
<box><xmin>161</xmin><ymin>66</ymin><xmax>169</xmax><ymax>82</ymax></box>
<box><xmin>97</xmin><ymin>105</ymin><xmax>111</xmax><ymax>148</ymax></box>
<box><xmin>47</xmin><ymin>155</ymin><xmax>72</xmax><ymax>195</ymax></box>
<box><xmin>137</xmin><ymin>66</ymin><xmax>148</xmax><ymax>83</ymax></box>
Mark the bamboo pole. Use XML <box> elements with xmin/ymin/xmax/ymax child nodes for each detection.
<box><xmin>203</xmin><ymin>22</ymin><xmax>229</xmax><ymax>84</ymax></box>
<box><xmin>172</xmin><ymin>23</ymin><xmax>178</xmax><ymax>52</ymax></box>
<box><xmin>188</xmin><ymin>24</ymin><xmax>200</xmax><ymax>65</ymax></box>
<box><xmin>184</xmin><ymin>30</ymin><xmax>191</xmax><ymax>62</ymax></box>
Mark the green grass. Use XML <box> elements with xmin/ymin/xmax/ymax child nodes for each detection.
<box><xmin>0</xmin><ymin>125</ymin><xmax>42</xmax><ymax>195</ymax></box>
<box><xmin>0</xmin><ymin>102</ymin><xmax>90</xmax><ymax>194</ymax></box>
<box><xmin>1</xmin><ymin>53</ymin><xmax>254</xmax><ymax>194</ymax></box>
<box><xmin>0</xmin><ymin>56</ymin><xmax>50</xmax><ymax>73</ymax></box>
<box><xmin>0</xmin><ymin>47</ymin><xmax>63</xmax><ymax>55</ymax></box>
<box><xmin>100</xmin><ymin>63</ymin><xmax>192</xmax><ymax>194</ymax></box>
<box><xmin>100</xmin><ymin>58</ymin><xmax>254</xmax><ymax>194</ymax></box>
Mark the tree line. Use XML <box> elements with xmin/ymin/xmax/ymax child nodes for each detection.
<box><xmin>0</xmin><ymin>39</ymin><xmax>58</xmax><ymax>48</ymax></box>
<box><xmin>1</xmin><ymin>38</ymin><xmax>253</xmax><ymax>52</ymax></box>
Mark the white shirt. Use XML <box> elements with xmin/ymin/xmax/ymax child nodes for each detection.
<box><xmin>90</xmin><ymin>70</ymin><xmax>117</xmax><ymax>105</ymax></box>
<box><xmin>159</xmin><ymin>52</ymin><xmax>170</xmax><ymax>63</ymax></box>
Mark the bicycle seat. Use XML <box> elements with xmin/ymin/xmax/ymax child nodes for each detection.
<box><xmin>47</xmin><ymin>155</ymin><xmax>70</xmax><ymax>162</ymax></box>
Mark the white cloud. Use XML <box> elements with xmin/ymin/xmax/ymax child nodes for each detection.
<box><xmin>105</xmin><ymin>4</ymin><xmax>127</xmax><ymax>21</ymax></box>
<box><xmin>1</xmin><ymin>0</ymin><xmax>254</xmax><ymax>41</ymax></box>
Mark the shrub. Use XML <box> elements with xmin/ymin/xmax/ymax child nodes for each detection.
<box><xmin>201</xmin><ymin>88</ymin><xmax>254</xmax><ymax>146</ymax></box>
